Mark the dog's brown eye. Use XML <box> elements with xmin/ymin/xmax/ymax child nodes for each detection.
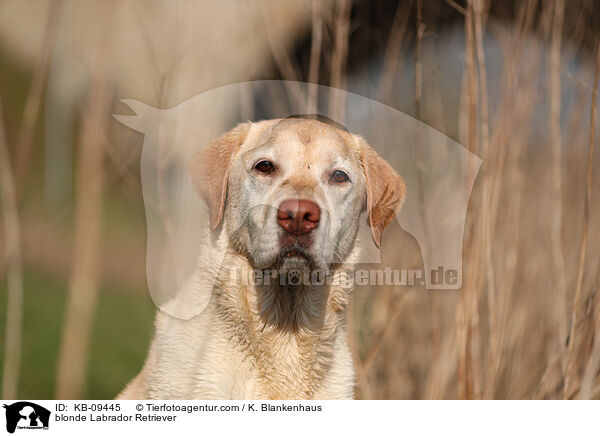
<box><xmin>254</xmin><ymin>160</ymin><xmax>275</xmax><ymax>173</ymax></box>
<box><xmin>331</xmin><ymin>170</ymin><xmax>349</xmax><ymax>183</ymax></box>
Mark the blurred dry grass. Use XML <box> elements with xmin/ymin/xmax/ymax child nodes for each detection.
<box><xmin>0</xmin><ymin>0</ymin><xmax>599</xmax><ymax>399</ymax></box>
<box><xmin>351</xmin><ymin>0</ymin><xmax>600</xmax><ymax>399</ymax></box>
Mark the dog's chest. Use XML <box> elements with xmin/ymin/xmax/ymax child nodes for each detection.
<box><xmin>152</xmin><ymin>284</ymin><xmax>354</xmax><ymax>400</ymax></box>
<box><xmin>193</xmin><ymin>329</ymin><xmax>321</xmax><ymax>399</ymax></box>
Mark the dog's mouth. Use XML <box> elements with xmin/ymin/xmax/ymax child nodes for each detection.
<box><xmin>283</xmin><ymin>249</ymin><xmax>303</xmax><ymax>258</ymax></box>
<box><xmin>278</xmin><ymin>232</ymin><xmax>315</xmax><ymax>258</ymax></box>
<box><xmin>276</xmin><ymin>244</ymin><xmax>322</xmax><ymax>271</ymax></box>
<box><xmin>279</xmin><ymin>245</ymin><xmax>311</xmax><ymax>262</ymax></box>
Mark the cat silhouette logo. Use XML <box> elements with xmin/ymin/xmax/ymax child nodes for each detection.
<box><xmin>2</xmin><ymin>402</ymin><xmax>50</xmax><ymax>433</ymax></box>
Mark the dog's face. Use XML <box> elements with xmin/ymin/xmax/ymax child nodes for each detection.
<box><xmin>189</xmin><ymin>118</ymin><xmax>405</xmax><ymax>276</ymax></box>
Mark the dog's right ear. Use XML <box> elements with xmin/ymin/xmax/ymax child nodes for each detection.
<box><xmin>355</xmin><ymin>136</ymin><xmax>406</xmax><ymax>249</ymax></box>
<box><xmin>188</xmin><ymin>122</ymin><xmax>250</xmax><ymax>231</ymax></box>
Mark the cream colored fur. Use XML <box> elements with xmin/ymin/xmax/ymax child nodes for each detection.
<box><xmin>117</xmin><ymin>119</ymin><xmax>405</xmax><ymax>400</ymax></box>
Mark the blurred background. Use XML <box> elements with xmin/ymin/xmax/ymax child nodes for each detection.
<box><xmin>0</xmin><ymin>0</ymin><xmax>599</xmax><ymax>399</ymax></box>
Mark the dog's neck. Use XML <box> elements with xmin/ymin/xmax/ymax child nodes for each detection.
<box><xmin>213</xmin><ymin>252</ymin><xmax>353</xmax><ymax>327</ymax></box>
<box><xmin>200</xmin><ymin>230</ymin><xmax>356</xmax><ymax>399</ymax></box>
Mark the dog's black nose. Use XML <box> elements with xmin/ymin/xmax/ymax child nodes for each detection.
<box><xmin>277</xmin><ymin>199</ymin><xmax>320</xmax><ymax>235</ymax></box>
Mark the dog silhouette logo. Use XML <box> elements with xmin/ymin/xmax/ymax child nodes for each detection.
<box><xmin>2</xmin><ymin>402</ymin><xmax>50</xmax><ymax>433</ymax></box>
<box><xmin>114</xmin><ymin>81</ymin><xmax>481</xmax><ymax>320</ymax></box>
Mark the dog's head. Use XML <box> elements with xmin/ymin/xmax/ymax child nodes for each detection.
<box><xmin>189</xmin><ymin>118</ymin><xmax>405</xmax><ymax>277</ymax></box>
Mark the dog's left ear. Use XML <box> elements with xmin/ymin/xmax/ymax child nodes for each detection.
<box><xmin>189</xmin><ymin>122</ymin><xmax>250</xmax><ymax>231</ymax></box>
<box><xmin>356</xmin><ymin>136</ymin><xmax>406</xmax><ymax>249</ymax></box>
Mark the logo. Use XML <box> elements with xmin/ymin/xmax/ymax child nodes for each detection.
<box><xmin>2</xmin><ymin>402</ymin><xmax>50</xmax><ymax>434</ymax></box>
<box><xmin>113</xmin><ymin>81</ymin><xmax>481</xmax><ymax>319</ymax></box>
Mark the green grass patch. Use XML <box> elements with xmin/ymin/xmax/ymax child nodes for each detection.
<box><xmin>0</xmin><ymin>267</ymin><xmax>154</xmax><ymax>399</ymax></box>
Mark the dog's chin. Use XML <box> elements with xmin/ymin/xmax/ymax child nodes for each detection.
<box><xmin>279</xmin><ymin>254</ymin><xmax>310</xmax><ymax>273</ymax></box>
<box><xmin>277</xmin><ymin>253</ymin><xmax>312</xmax><ymax>289</ymax></box>
<box><xmin>278</xmin><ymin>245</ymin><xmax>318</xmax><ymax>269</ymax></box>
<box><xmin>247</xmin><ymin>248</ymin><xmax>311</xmax><ymax>271</ymax></box>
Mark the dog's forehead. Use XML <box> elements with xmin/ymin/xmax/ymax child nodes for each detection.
<box><xmin>244</xmin><ymin>119</ymin><xmax>355</xmax><ymax>157</ymax></box>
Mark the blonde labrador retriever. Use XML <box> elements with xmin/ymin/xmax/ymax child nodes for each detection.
<box><xmin>118</xmin><ymin>117</ymin><xmax>405</xmax><ymax>399</ymax></box>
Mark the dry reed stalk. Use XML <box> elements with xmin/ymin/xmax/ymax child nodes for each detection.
<box><xmin>507</xmin><ymin>14</ymin><xmax>558</xmax><ymax>396</ymax></box>
<box><xmin>455</xmin><ymin>60</ymin><xmax>470</xmax><ymax>401</ymax></box>
<box><xmin>409</xmin><ymin>0</ymin><xmax>441</xmax><ymax>400</ymax></box>
<box><xmin>55</xmin><ymin>86</ymin><xmax>110</xmax><ymax>400</ymax></box>
<box><xmin>328</xmin><ymin>0</ymin><xmax>351</xmax><ymax>122</ymax></box>
<box><xmin>413</xmin><ymin>0</ymin><xmax>430</xmax><ymax>246</ymax></box>
<box><xmin>357</xmin><ymin>292</ymin><xmax>409</xmax><ymax>399</ymax></box>
<box><xmin>445</xmin><ymin>0</ymin><xmax>467</xmax><ymax>16</ymax></box>
<box><xmin>563</xmin><ymin>38</ymin><xmax>600</xmax><ymax>399</ymax></box>
<box><xmin>579</xmin><ymin>287</ymin><xmax>600</xmax><ymax>398</ymax></box>
<box><xmin>487</xmin><ymin>0</ymin><xmax>536</xmax><ymax>232</ymax></box>
<box><xmin>427</xmin><ymin>316</ymin><xmax>461</xmax><ymax>399</ymax></box>
<box><xmin>377</xmin><ymin>0</ymin><xmax>413</xmax><ymax>103</ymax></box>
<box><xmin>154</xmin><ymin>74</ymin><xmax>183</xmax><ymax>286</ymax></box>
<box><xmin>414</xmin><ymin>0</ymin><xmax>424</xmax><ymax>124</ymax></box>
<box><xmin>131</xmin><ymin>4</ymin><xmax>163</xmax><ymax>105</ymax></box>
<box><xmin>456</xmin><ymin>0</ymin><xmax>482</xmax><ymax>400</ymax></box>
<box><xmin>474</xmin><ymin>0</ymin><xmax>538</xmax><ymax>401</ymax></box>
<box><xmin>350</xmin><ymin>288</ymin><xmax>379</xmax><ymax>399</ymax></box>
<box><xmin>496</xmin><ymin>53</ymin><xmax>544</xmax><ymax>398</ymax></box>
<box><xmin>495</xmin><ymin>46</ymin><xmax>545</xmax><ymax>399</ymax></box>
<box><xmin>566</xmin><ymin>0</ymin><xmax>592</xmax><ymax>51</ymax></box>
<box><xmin>361</xmin><ymin>295</ymin><xmax>408</xmax><ymax>376</ymax></box>
<box><xmin>88</xmin><ymin>116</ymin><xmax>145</xmax><ymax>201</ymax></box>
<box><xmin>355</xmin><ymin>288</ymin><xmax>389</xmax><ymax>399</ymax></box>
<box><xmin>259</xmin><ymin>6</ymin><xmax>305</xmax><ymax>109</ymax></box>
<box><xmin>0</xmin><ymin>102</ymin><xmax>24</xmax><ymax>400</ymax></box>
<box><xmin>484</xmin><ymin>8</ymin><xmax>541</xmax><ymax>398</ymax></box>
<box><xmin>133</xmin><ymin>24</ymin><xmax>183</xmax><ymax>287</ymax></box>
<box><xmin>535</xmin><ymin>348</ymin><xmax>568</xmax><ymax>399</ymax></box>
<box><xmin>471</xmin><ymin>0</ymin><xmax>498</xmax><ymax>399</ymax></box>
<box><xmin>347</xmin><ymin>299</ymin><xmax>367</xmax><ymax>399</ymax></box>
<box><xmin>55</xmin><ymin>4</ymin><xmax>113</xmax><ymax>399</ymax></box>
<box><xmin>490</xmin><ymin>155</ymin><xmax>523</xmax><ymax>397</ymax></box>
<box><xmin>307</xmin><ymin>0</ymin><xmax>323</xmax><ymax>114</ymax></box>
<box><xmin>425</xmin><ymin>297</ymin><xmax>441</xmax><ymax>399</ymax></box>
<box><xmin>14</xmin><ymin>0</ymin><xmax>63</xmax><ymax>199</ymax></box>
<box><xmin>548</xmin><ymin>0</ymin><xmax>568</xmax><ymax>350</ymax></box>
